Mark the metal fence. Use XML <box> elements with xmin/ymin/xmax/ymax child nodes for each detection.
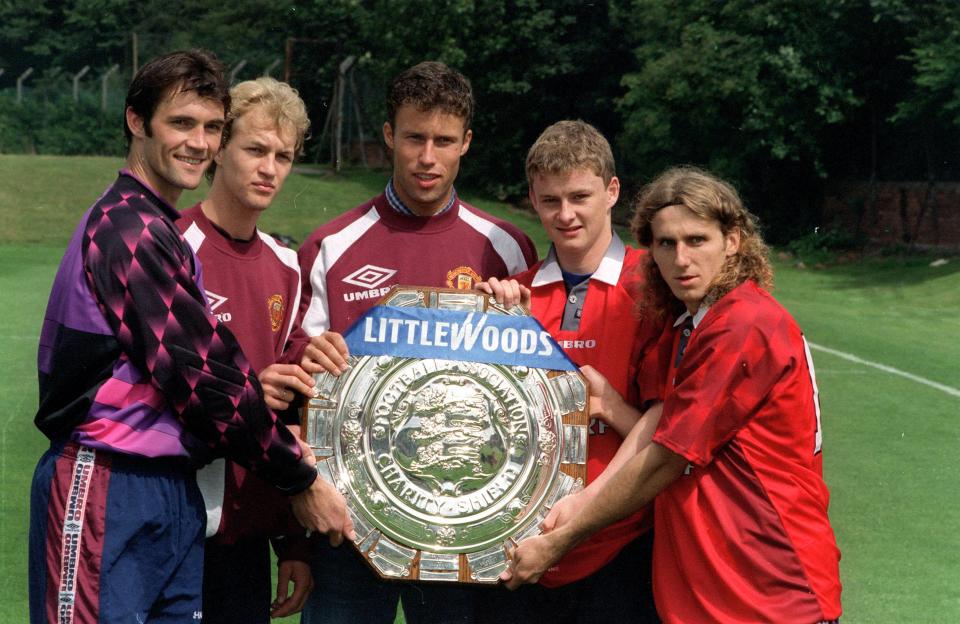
<box><xmin>0</xmin><ymin>57</ymin><xmax>384</xmax><ymax>166</ymax></box>
<box><xmin>0</xmin><ymin>64</ymin><xmax>126</xmax><ymax>109</ymax></box>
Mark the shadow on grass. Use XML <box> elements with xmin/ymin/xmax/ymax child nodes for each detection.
<box><xmin>778</xmin><ymin>252</ymin><xmax>960</xmax><ymax>289</ymax></box>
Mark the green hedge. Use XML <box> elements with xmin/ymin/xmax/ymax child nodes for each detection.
<box><xmin>0</xmin><ymin>92</ymin><xmax>125</xmax><ymax>156</ymax></box>
<box><xmin>786</xmin><ymin>228</ymin><xmax>868</xmax><ymax>265</ymax></box>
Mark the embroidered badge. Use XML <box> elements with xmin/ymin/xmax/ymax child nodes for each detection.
<box><xmin>267</xmin><ymin>294</ymin><xmax>284</xmax><ymax>332</ymax></box>
<box><xmin>445</xmin><ymin>266</ymin><xmax>482</xmax><ymax>290</ymax></box>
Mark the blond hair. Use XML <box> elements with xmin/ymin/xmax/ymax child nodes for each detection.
<box><xmin>526</xmin><ymin>120</ymin><xmax>615</xmax><ymax>185</ymax></box>
<box><xmin>225</xmin><ymin>77</ymin><xmax>310</xmax><ymax>154</ymax></box>
<box><xmin>631</xmin><ymin>166</ymin><xmax>773</xmax><ymax>317</ymax></box>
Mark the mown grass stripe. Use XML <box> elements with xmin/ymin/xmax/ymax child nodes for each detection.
<box><xmin>809</xmin><ymin>342</ymin><xmax>960</xmax><ymax>398</ymax></box>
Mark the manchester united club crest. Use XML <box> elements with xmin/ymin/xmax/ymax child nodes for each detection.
<box><xmin>445</xmin><ymin>265</ymin><xmax>482</xmax><ymax>290</ymax></box>
<box><xmin>267</xmin><ymin>294</ymin><xmax>285</xmax><ymax>332</ymax></box>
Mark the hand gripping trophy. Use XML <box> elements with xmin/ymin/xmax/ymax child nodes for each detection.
<box><xmin>301</xmin><ymin>287</ymin><xmax>589</xmax><ymax>583</ymax></box>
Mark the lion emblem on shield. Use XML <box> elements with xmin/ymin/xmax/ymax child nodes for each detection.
<box><xmin>392</xmin><ymin>377</ymin><xmax>508</xmax><ymax>496</ymax></box>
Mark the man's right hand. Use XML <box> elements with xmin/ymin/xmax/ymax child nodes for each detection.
<box><xmin>476</xmin><ymin>277</ymin><xmax>530</xmax><ymax>309</ymax></box>
<box><xmin>300</xmin><ymin>332</ymin><xmax>350</xmax><ymax>376</ymax></box>
<box><xmin>291</xmin><ymin>476</ymin><xmax>355</xmax><ymax>546</ymax></box>
<box><xmin>580</xmin><ymin>364</ymin><xmax>640</xmax><ymax>437</ymax></box>
<box><xmin>259</xmin><ymin>363</ymin><xmax>317</xmax><ymax>411</ymax></box>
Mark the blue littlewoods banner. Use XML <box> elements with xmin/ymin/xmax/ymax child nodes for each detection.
<box><xmin>342</xmin><ymin>305</ymin><xmax>577</xmax><ymax>371</ymax></box>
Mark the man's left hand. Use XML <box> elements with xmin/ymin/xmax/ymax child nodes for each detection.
<box><xmin>271</xmin><ymin>559</ymin><xmax>313</xmax><ymax>618</ymax></box>
<box><xmin>500</xmin><ymin>532</ymin><xmax>565</xmax><ymax>590</ymax></box>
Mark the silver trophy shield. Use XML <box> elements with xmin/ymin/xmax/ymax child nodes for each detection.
<box><xmin>301</xmin><ymin>286</ymin><xmax>588</xmax><ymax>583</ymax></box>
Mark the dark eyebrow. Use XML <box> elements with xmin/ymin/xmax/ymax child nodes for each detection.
<box><xmin>655</xmin><ymin>200</ymin><xmax>683</xmax><ymax>211</ymax></box>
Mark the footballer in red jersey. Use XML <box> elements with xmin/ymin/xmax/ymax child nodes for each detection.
<box><xmin>503</xmin><ymin>166</ymin><xmax>842</xmax><ymax>624</ymax></box>
<box><xmin>480</xmin><ymin>121</ymin><xmax>661</xmax><ymax>624</ymax></box>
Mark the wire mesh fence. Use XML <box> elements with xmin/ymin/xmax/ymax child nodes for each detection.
<box><xmin>0</xmin><ymin>56</ymin><xmax>386</xmax><ymax>168</ymax></box>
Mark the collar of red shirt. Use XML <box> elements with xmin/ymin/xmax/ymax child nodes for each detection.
<box><xmin>531</xmin><ymin>233</ymin><xmax>626</xmax><ymax>288</ymax></box>
<box><xmin>674</xmin><ymin>305</ymin><xmax>710</xmax><ymax>329</ymax></box>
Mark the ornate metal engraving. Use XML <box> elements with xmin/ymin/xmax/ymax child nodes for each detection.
<box><xmin>302</xmin><ymin>286</ymin><xmax>588</xmax><ymax>583</ymax></box>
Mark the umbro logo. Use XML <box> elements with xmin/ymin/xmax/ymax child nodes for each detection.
<box><xmin>206</xmin><ymin>290</ymin><xmax>228</xmax><ymax>311</ymax></box>
<box><xmin>206</xmin><ymin>291</ymin><xmax>232</xmax><ymax>322</ymax></box>
<box><xmin>342</xmin><ymin>264</ymin><xmax>397</xmax><ymax>289</ymax></box>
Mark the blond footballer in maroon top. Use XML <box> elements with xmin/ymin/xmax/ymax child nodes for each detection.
<box><xmin>177</xmin><ymin>77</ymin><xmax>348</xmax><ymax>622</ymax></box>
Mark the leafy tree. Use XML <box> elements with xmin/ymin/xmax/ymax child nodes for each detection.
<box><xmin>878</xmin><ymin>0</ymin><xmax>960</xmax><ymax>180</ymax></box>
<box><xmin>614</xmin><ymin>0</ymin><xmax>868</xmax><ymax>238</ymax></box>
<box><xmin>339</xmin><ymin>0</ymin><xmax>630</xmax><ymax>198</ymax></box>
<box><xmin>4</xmin><ymin>0</ymin><xmax>959</xmax><ymax>239</ymax></box>
<box><xmin>0</xmin><ymin>0</ymin><xmax>55</xmax><ymax>73</ymax></box>
<box><xmin>460</xmin><ymin>1</ymin><xmax>632</xmax><ymax>198</ymax></box>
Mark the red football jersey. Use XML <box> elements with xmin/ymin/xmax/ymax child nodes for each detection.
<box><xmin>651</xmin><ymin>280</ymin><xmax>842</xmax><ymax>623</ymax></box>
<box><xmin>514</xmin><ymin>238</ymin><xmax>658</xmax><ymax>587</ymax></box>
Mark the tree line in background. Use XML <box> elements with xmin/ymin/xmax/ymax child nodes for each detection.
<box><xmin>1</xmin><ymin>0</ymin><xmax>958</xmax><ymax>242</ymax></box>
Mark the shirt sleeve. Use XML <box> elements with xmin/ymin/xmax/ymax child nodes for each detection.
<box><xmin>274</xmin><ymin>326</ymin><xmax>312</xmax><ymax>427</ymax></box>
<box><xmin>524</xmin><ymin>237</ymin><xmax>539</xmax><ymax>268</ymax></box>
<box><xmin>279</xmin><ymin>326</ymin><xmax>311</xmax><ymax>367</ymax></box>
<box><xmin>515</xmin><ymin>229</ymin><xmax>539</xmax><ymax>271</ymax></box>
<box><xmin>82</xmin><ymin>202</ymin><xmax>316</xmax><ymax>494</ymax></box>
<box><xmin>635</xmin><ymin>314</ymin><xmax>669</xmax><ymax>407</ymax></box>
<box><xmin>272</xmin><ymin>532</ymin><xmax>312</xmax><ymax>563</ymax></box>
<box><xmin>653</xmin><ymin>311</ymin><xmax>796</xmax><ymax>466</ymax></box>
<box><xmin>295</xmin><ymin>233</ymin><xmax>331</xmax><ymax>336</ymax></box>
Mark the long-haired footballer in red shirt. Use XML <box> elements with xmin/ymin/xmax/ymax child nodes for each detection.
<box><xmin>502</xmin><ymin>166</ymin><xmax>842</xmax><ymax>624</ymax></box>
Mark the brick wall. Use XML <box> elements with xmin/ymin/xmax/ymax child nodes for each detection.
<box><xmin>822</xmin><ymin>181</ymin><xmax>960</xmax><ymax>250</ymax></box>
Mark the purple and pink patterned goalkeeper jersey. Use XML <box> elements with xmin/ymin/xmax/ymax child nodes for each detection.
<box><xmin>35</xmin><ymin>170</ymin><xmax>315</xmax><ymax>494</ymax></box>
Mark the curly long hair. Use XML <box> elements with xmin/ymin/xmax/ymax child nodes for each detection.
<box><xmin>630</xmin><ymin>166</ymin><xmax>773</xmax><ymax>318</ymax></box>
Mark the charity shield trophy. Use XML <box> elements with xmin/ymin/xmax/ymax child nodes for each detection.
<box><xmin>301</xmin><ymin>287</ymin><xmax>588</xmax><ymax>583</ymax></box>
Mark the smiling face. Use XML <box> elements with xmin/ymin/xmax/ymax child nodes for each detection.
<box><xmin>650</xmin><ymin>204</ymin><xmax>741</xmax><ymax>313</ymax></box>
<box><xmin>530</xmin><ymin>168</ymin><xmax>619</xmax><ymax>274</ymax></box>
<box><xmin>211</xmin><ymin>109</ymin><xmax>296</xmax><ymax>214</ymax></box>
<box><xmin>383</xmin><ymin>104</ymin><xmax>472</xmax><ymax>216</ymax></box>
<box><xmin>126</xmin><ymin>87</ymin><xmax>225</xmax><ymax>205</ymax></box>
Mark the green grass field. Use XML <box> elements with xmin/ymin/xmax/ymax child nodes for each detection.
<box><xmin>2</xmin><ymin>154</ymin><xmax>958</xmax><ymax>622</ymax></box>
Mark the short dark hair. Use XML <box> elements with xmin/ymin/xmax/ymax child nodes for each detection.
<box><xmin>386</xmin><ymin>61</ymin><xmax>473</xmax><ymax>131</ymax></box>
<box><xmin>526</xmin><ymin>120</ymin><xmax>616</xmax><ymax>186</ymax></box>
<box><xmin>124</xmin><ymin>49</ymin><xmax>230</xmax><ymax>145</ymax></box>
